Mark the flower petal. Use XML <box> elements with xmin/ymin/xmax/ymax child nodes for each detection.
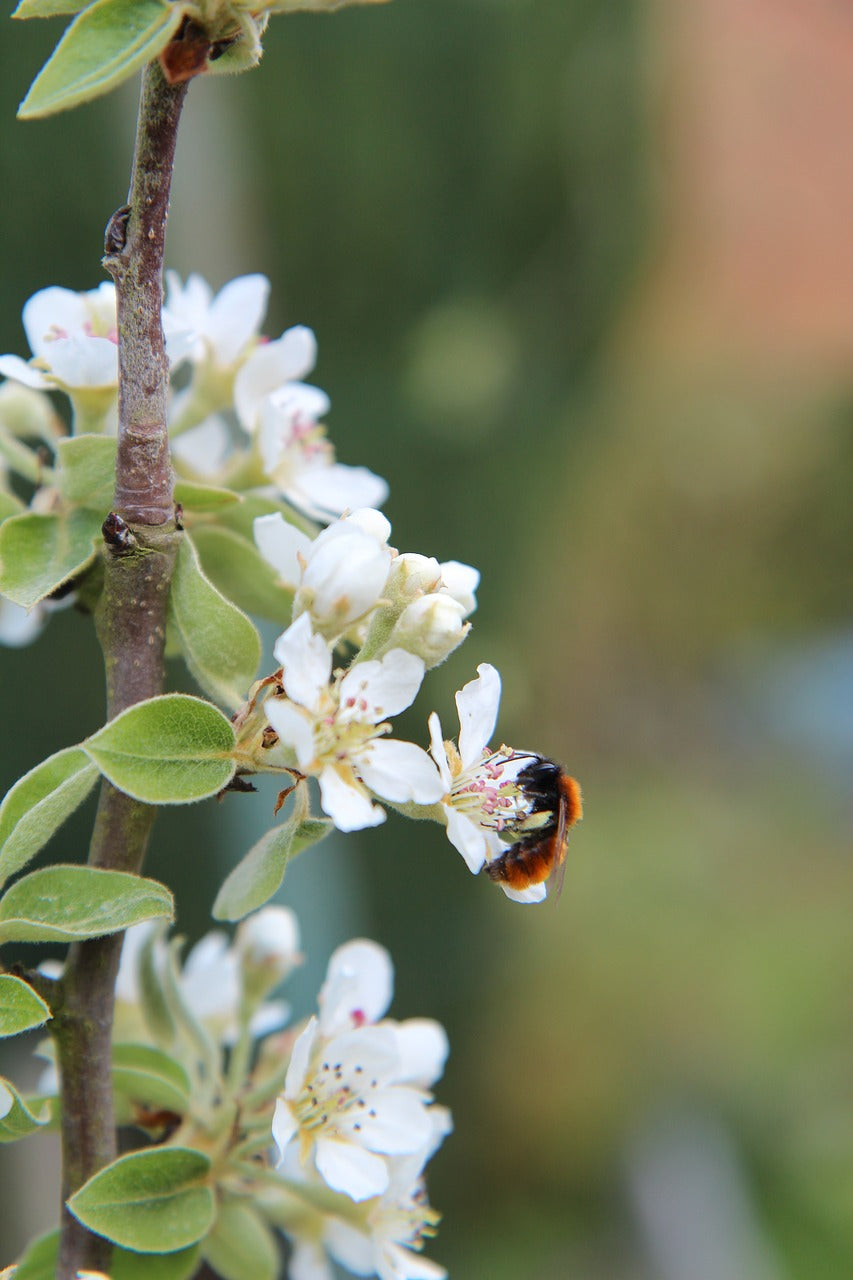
<box><xmin>391</xmin><ymin>1018</ymin><xmax>449</xmax><ymax>1087</ymax></box>
<box><xmin>273</xmin><ymin>613</ymin><xmax>332</xmax><ymax>709</ymax></box>
<box><xmin>272</xmin><ymin>1095</ymin><xmax>300</xmax><ymax>1164</ymax></box>
<box><xmin>356</xmin><ymin>739</ymin><xmax>443</xmax><ymax>806</ymax></box>
<box><xmin>338</xmin><ymin>1085</ymin><xmax>434</xmax><ymax>1156</ymax></box>
<box><xmin>444</xmin><ymin>807</ymin><xmax>489</xmax><ymax>873</ymax></box>
<box><xmin>254</xmin><ymin>512</ymin><xmax>313</xmax><ymax>585</ymax></box>
<box><xmin>0</xmin><ymin>354</ymin><xmax>50</xmax><ymax>389</ymax></box>
<box><xmin>315</xmin><ymin>1135</ymin><xmax>389</xmax><ymax>1201</ymax></box>
<box><xmin>266</xmin><ymin>698</ymin><xmax>317</xmax><ymax>770</ymax></box>
<box><xmin>456</xmin><ymin>663</ymin><xmax>500</xmax><ymax>768</ymax></box>
<box><xmin>207</xmin><ymin>273</ymin><xmax>270</xmax><ymax>365</ymax></box>
<box><xmin>339</xmin><ymin>650</ymin><xmax>425</xmax><ymax>724</ymax></box>
<box><xmin>319</xmin><ymin>764</ymin><xmax>385</xmax><ymax>832</ymax></box>
<box><xmin>319</xmin><ymin>941</ymin><xmax>394</xmax><ymax>1033</ymax></box>
<box><xmin>427</xmin><ymin>713</ymin><xmax>452</xmax><ymax>791</ymax></box>
<box><xmin>500</xmin><ymin>880</ymin><xmax>547</xmax><ymax>905</ymax></box>
<box><xmin>293</xmin><ymin>462</ymin><xmax>389</xmax><ymax>522</ymax></box>
<box><xmin>234</xmin><ymin>325</ymin><xmax>318</xmax><ymax>429</ymax></box>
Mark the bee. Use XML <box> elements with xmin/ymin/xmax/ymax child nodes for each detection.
<box><xmin>485</xmin><ymin>757</ymin><xmax>582</xmax><ymax>896</ymax></box>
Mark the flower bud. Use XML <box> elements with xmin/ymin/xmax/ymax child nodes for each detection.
<box><xmin>388</xmin><ymin>593</ymin><xmax>470</xmax><ymax>667</ymax></box>
<box><xmin>237</xmin><ymin>906</ymin><xmax>302</xmax><ymax>1004</ymax></box>
<box><xmin>384</xmin><ymin>553</ymin><xmax>442</xmax><ymax>605</ymax></box>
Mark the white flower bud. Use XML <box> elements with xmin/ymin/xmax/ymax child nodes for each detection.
<box><xmin>236</xmin><ymin>905</ymin><xmax>302</xmax><ymax>983</ymax></box>
<box><xmin>295</xmin><ymin>516</ymin><xmax>392</xmax><ymax>632</ymax></box>
<box><xmin>384</xmin><ymin>553</ymin><xmax>442</xmax><ymax>604</ymax></box>
<box><xmin>439</xmin><ymin>559</ymin><xmax>479</xmax><ymax>617</ymax></box>
<box><xmin>389</xmin><ymin>593</ymin><xmax>470</xmax><ymax>667</ymax></box>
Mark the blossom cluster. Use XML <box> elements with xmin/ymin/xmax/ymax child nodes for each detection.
<box><xmin>0</xmin><ymin>275</ymin><xmax>575</xmax><ymax>902</ymax></box>
<box><xmin>116</xmin><ymin>910</ymin><xmax>449</xmax><ymax>1280</ymax></box>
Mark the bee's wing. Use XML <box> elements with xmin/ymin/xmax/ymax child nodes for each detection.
<box><xmin>548</xmin><ymin>790</ymin><xmax>570</xmax><ymax>901</ymax></box>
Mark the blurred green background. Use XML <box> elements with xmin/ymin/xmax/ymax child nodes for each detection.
<box><xmin>2</xmin><ymin>0</ymin><xmax>852</xmax><ymax>1276</ymax></box>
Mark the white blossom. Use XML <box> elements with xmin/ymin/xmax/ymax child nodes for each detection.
<box><xmin>266</xmin><ymin>614</ymin><xmax>442</xmax><ymax>831</ymax></box>
<box><xmin>272</xmin><ymin>940</ymin><xmax>448</xmax><ymax>1204</ymax></box>
<box><xmin>428</xmin><ymin>663</ymin><xmax>548</xmax><ymax>903</ymax></box>
<box><xmin>233</xmin><ymin>324</ymin><xmax>321</xmax><ymax>432</ymax></box>
<box><xmin>255</xmin><ymin>509</ymin><xmax>394</xmax><ymax>636</ymax></box>
<box><xmin>163</xmin><ymin>271</ymin><xmax>270</xmax><ymax>369</ymax></box>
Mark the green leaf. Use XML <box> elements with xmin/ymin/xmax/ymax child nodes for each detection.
<box><xmin>18</xmin><ymin>0</ymin><xmax>186</xmax><ymax>119</ymax></box>
<box><xmin>169</xmin><ymin>534</ymin><xmax>261</xmax><ymax>711</ymax></box>
<box><xmin>0</xmin><ymin>746</ymin><xmax>100</xmax><ymax>888</ymax></box>
<box><xmin>0</xmin><ymin>1074</ymin><xmax>51</xmax><ymax>1141</ymax></box>
<box><xmin>0</xmin><ymin>507</ymin><xmax>101</xmax><ymax>607</ymax></box>
<box><xmin>83</xmin><ymin>693</ymin><xmax>236</xmax><ymax>804</ymax></box>
<box><xmin>11</xmin><ymin>1231</ymin><xmax>200</xmax><ymax>1280</ymax></box>
<box><xmin>0</xmin><ymin>490</ymin><xmax>26</xmax><ymax>522</ymax></box>
<box><xmin>0</xmin><ymin>975</ymin><xmax>52</xmax><ymax>1036</ymax></box>
<box><xmin>192</xmin><ymin>524</ymin><xmax>293</xmax><ymax>624</ymax></box>
<box><xmin>112</xmin><ymin>1042</ymin><xmax>191</xmax><ymax>1114</ymax></box>
<box><xmin>56</xmin><ymin>432</ymin><xmax>116</xmax><ymax>509</ymax></box>
<box><xmin>68</xmin><ymin>1146</ymin><xmax>214</xmax><ymax>1252</ymax></box>
<box><xmin>9</xmin><ymin>1228</ymin><xmax>59</xmax><ymax>1280</ymax></box>
<box><xmin>13</xmin><ymin>0</ymin><xmax>89</xmax><ymax>17</ymax></box>
<box><xmin>213</xmin><ymin>816</ymin><xmax>332</xmax><ymax>921</ymax></box>
<box><xmin>174</xmin><ymin>479</ymin><xmax>242</xmax><ymax>513</ymax></box>
<box><xmin>203</xmin><ymin>1199</ymin><xmax>279</xmax><ymax>1280</ymax></box>
<box><xmin>0</xmin><ymin>866</ymin><xmax>173</xmax><ymax>944</ymax></box>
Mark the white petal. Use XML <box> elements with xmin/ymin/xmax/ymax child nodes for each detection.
<box><xmin>234</xmin><ymin>325</ymin><xmax>317</xmax><ymax>429</ymax></box>
<box><xmin>456</xmin><ymin>663</ymin><xmax>501</xmax><ymax>768</ymax></box>
<box><xmin>391</xmin><ymin>1019</ymin><xmax>449</xmax><ymax>1087</ymax></box>
<box><xmin>427</xmin><ymin>713</ymin><xmax>452</xmax><ymax>791</ymax></box>
<box><xmin>315</xmin><ymin>1135</ymin><xmax>389</xmax><ymax>1201</ymax></box>
<box><xmin>291</xmin><ymin>1240</ymin><xmax>337</xmax><ymax>1280</ymax></box>
<box><xmin>319</xmin><ymin>765</ymin><xmax>385</xmax><ymax>832</ymax></box>
<box><xmin>339</xmin><ymin>1086</ymin><xmax>434</xmax><ymax>1156</ymax></box>
<box><xmin>338</xmin><ymin>650</ymin><xmax>425</xmax><ymax>723</ymax></box>
<box><xmin>292</xmin><ymin>462</ymin><xmax>389</xmax><ymax>521</ymax></box>
<box><xmin>356</xmin><ymin>739</ymin><xmax>443</xmax><ymax>805</ymax></box>
<box><xmin>500</xmin><ymin>881</ymin><xmax>547</xmax><ymax>904</ymax></box>
<box><xmin>272</xmin><ymin>1096</ymin><xmax>300</xmax><ymax>1163</ymax></box>
<box><xmin>378</xmin><ymin>1243</ymin><xmax>447</xmax><ymax>1280</ymax></box>
<box><xmin>0</xmin><ymin>597</ymin><xmax>45</xmax><ymax>647</ymax></box>
<box><xmin>302</xmin><ymin>529</ymin><xmax>392</xmax><ymax>627</ymax></box>
<box><xmin>320</xmin><ymin>942</ymin><xmax>394</xmax><ymax>1033</ymax></box>
<box><xmin>444</xmin><ymin>807</ymin><xmax>489</xmax><ymax>874</ymax></box>
<box><xmin>22</xmin><ymin>286</ymin><xmax>88</xmax><ymax>356</ymax></box>
<box><xmin>170</xmin><ymin>414</ymin><xmax>232</xmax><ymax>476</ymax></box>
<box><xmin>207</xmin><ymin>273</ymin><xmax>270</xmax><ymax>364</ymax></box>
<box><xmin>47</xmin><ymin>336</ymin><xmax>117</xmax><ymax>389</ymax></box>
<box><xmin>285</xmin><ymin>1017</ymin><xmax>319</xmax><ymax>1097</ymax></box>
<box><xmin>254</xmin><ymin>511</ymin><xmax>312</xmax><ymax>585</ymax></box>
<box><xmin>0</xmin><ymin>354</ymin><xmax>50</xmax><ymax>389</ymax></box>
<box><xmin>439</xmin><ymin>560</ymin><xmax>480</xmax><ymax>617</ymax></box>
<box><xmin>265</xmin><ymin>698</ymin><xmax>317</xmax><ymax>770</ymax></box>
<box><xmin>324</xmin><ymin>1219</ymin><xmax>375</xmax><ymax>1276</ymax></box>
<box><xmin>268</xmin><ymin>380</ymin><xmax>331</xmax><ymax>421</ymax></box>
<box><xmin>273</xmin><ymin>613</ymin><xmax>332</xmax><ymax>709</ymax></box>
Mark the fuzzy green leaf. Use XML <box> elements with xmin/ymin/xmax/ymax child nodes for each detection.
<box><xmin>173</xmin><ymin>480</ymin><xmax>242</xmax><ymax>513</ymax></box>
<box><xmin>0</xmin><ymin>1074</ymin><xmax>51</xmax><ymax>1141</ymax></box>
<box><xmin>13</xmin><ymin>0</ymin><xmax>89</xmax><ymax>18</ymax></box>
<box><xmin>83</xmin><ymin>694</ymin><xmax>236</xmax><ymax>804</ymax></box>
<box><xmin>192</xmin><ymin>524</ymin><xmax>294</xmax><ymax>624</ymax></box>
<box><xmin>0</xmin><ymin>865</ymin><xmax>173</xmax><ymax>944</ymax></box>
<box><xmin>213</xmin><ymin>816</ymin><xmax>332</xmax><ymax>921</ymax></box>
<box><xmin>68</xmin><ymin>1146</ymin><xmax>214</xmax><ymax>1252</ymax></box>
<box><xmin>18</xmin><ymin>0</ymin><xmax>186</xmax><ymax>119</ymax></box>
<box><xmin>0</xmin><ymin>507</ymin><xmax>101</xmax><ymax>607</ymax></box>
<box><xmin>112</xmin><ymin>1042</ymin><xmax>191</xmax><ymax>1114</ymax></box>
<box><xmin>0</xmin><ymin>490</ymin><xmax>26</xmax><ymax>522</ymax></box>
<box><xmin>0</xmin><ymin>975</ymin><xmax>52</xmax><ymax>1037</ymax></box>
<box><xmin>169</xmin><ymin>534</ymin><xmax>261</xmax><ymax>711</ymax></box>
<box><xmin>0</xmin><ymin>746</ymin><xmax>100</xmax><ymax>888</ymax></box>
<box><xmin>56</xmin><ymin>432</ymin><xmax>116</xmax><ymax>509</ymax></box>
<box><xmin>11</xmin><ymin>1230</ymin><xmax>200</xmax><ymax>1280</ymax></box>
<box><xmin>203</xmin><ymin>1200</ymin><xmax>279</xmax><ymax>1280</ymax></box>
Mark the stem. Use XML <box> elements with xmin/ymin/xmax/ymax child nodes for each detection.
<box><xmin>53</xmin><ymin>62</ymin><xmax>188</xmax><ymax>1280</ymax></box>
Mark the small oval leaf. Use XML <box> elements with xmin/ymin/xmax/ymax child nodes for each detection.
<box><xmin>56</xmin><ymin>433</ymin><xmax>116</xmax><ymax>509</ymax></box>
<box><xmin>0</xmin><ymin>975</ymin><xmax>52</xmax><ymax>1037</ymax></box>
<box><xmin>0</xmin><ymin>745</ymin><xmax>100</xmax><ymax>888</ymax></box>
<box><xmin>0</xmin><ymin>865</ymin><xmax>173</xmax><ymax>944</ymax></box>
<box><xmin>112</xmin><ymin>1042</ymin><xmax>191</xmax><ymax>1114</ymax></box>
<box><xmin>0</xmin><ymin>1074</ymin><xmax>51</xmax><ymax>1142</ymax></box>
<box><xmin>83</xmin><ymin>694</ymin><xmax>236</xmax><ymax>804</ymax></box>
<box><xmin>192</xmin><ymin>524</ymin><xmax>294</xmax><ymax>624</ymax></box>
<box><xmin>10</xmin><ymin>1230</ymin><xmax>201</xmax><ymax>1280</ymax></box>
<box><xmin>17</xmin><ymin>0</ymin><xmax>186</xmax><ymax>119</ymax></box>
<box><xmin>169</xmin><ymin>534</ymin><xmax>261</xmax><ymax>711</ymax></box>
<box><xmin>213</xmin><ymin>816</ymin><xmax>332</xmax><ymax>921</ymax></box>
<box><xmin>173</xmin><ymin>480</ymin><xmax>241</xmax><ymax>513</ymax></box>
<box><xmin>67</xmin><ymin>1146</ymin><xmax>214</xmax><ymax>1252</ymax></box>
<box><xmin>0</xmin><ymin>508</ymin><xmax>101</xmax><ymax>607</ymax></box>
<box><xmin>203</xmin><ymin>1200</ymin><xmax>279</xmax><ymax>1280</ymax></box>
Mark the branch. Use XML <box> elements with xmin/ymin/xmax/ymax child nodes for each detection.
<box><xmin>53</xmin><ymin>62</ymin><xmax>188</xmax><ymax>1280</ymax></box>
